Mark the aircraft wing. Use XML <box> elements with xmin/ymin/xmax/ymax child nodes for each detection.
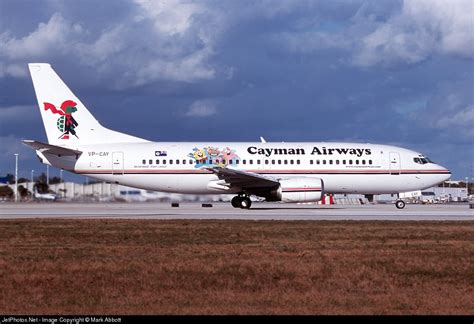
<box><xmin>23</xmin><ymin>140</ymin><xmax>82</xmax><ymax>156</ymax></box>
<box><xmin>205</xmin><ymin>166</ymin><xmax>279</xmax><ymax>193</ymax></box>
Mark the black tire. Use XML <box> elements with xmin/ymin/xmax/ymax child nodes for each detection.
<box><xmin>231</xmin><ymin>196</ymin><xmax>241</xmax><ymax>208</ymax></box>
<box><xmin>395</xmin><ymin>200</ymin><xmax>406</xmax><ymax>209</ymax></box>
<box><xmin>240</xmin><ymin>197</ymin><xmax>252</xmax><ymax>209</ymax></box>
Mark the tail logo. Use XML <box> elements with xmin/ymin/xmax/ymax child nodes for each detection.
<box><xmin>44</xmin><ymin>100</ymin><xmax>79</xmax><ymax>139</ymax></box>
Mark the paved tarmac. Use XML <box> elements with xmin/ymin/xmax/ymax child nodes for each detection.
<box><xmin>0</xmin><ymin>202</ymin><xmax>472</xmax><ymax>220</ymax></box>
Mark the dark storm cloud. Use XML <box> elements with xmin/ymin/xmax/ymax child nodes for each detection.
<box><xmin>0</xmin><ymin>0</ymin><xmax>472</xmax><ymax>180</ymax></box>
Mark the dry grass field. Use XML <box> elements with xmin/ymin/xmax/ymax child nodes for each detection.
<box><xmin>0</xmin><ymin>219</ymin><xmax>472</xmax><ymax>315</ymax></box>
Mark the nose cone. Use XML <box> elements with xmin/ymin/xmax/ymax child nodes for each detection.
<box><xmin>436</xmin><ymin>164</ymin><xmax>451</xmax><ymax>182</ymax></box>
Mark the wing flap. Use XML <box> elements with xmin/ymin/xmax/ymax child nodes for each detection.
<box><xmin>205</xmin><ymin>166</ymin><xmax>279</xmax><ymax>189</ymax></box>
<box><xmin>23</xmin><ymin>140</ymin><xmax>82</xmax><ymax>156</ymax></box>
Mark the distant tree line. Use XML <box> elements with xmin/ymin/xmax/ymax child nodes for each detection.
<box><xmin>0</xmin><ymin>172</ymin><xmax>62</xmax><ymax>199</ymax></box>
<box><xmin>2</xmin><ymin>173</ymin><xmax>62</xmax><ymax>184</ymax></box>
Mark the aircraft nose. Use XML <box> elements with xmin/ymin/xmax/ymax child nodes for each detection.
<box><xmin>443</xmin><ymin>171</ymin><xmax>451</xmax><ymax>182</ymax></box>
<box><xmin>437</xmin><ymin>164</ymin><xmax>451</xmax><ymax>182</ymax></box>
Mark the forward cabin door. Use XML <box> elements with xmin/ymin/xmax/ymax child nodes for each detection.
<box><xmin>389</xmin><ymin>152</ymin><xmax>401</xmax><ymax>175</ymax></box>
<box><xmin>112</xmin><ymin>152</ymin><xmax>124</xmax><ymax>175</ymax></box>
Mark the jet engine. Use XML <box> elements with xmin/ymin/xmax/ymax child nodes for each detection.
<box><xmin>266</xmin><ymin>177</ymin><xmax>324</xmax><ymax>203</ymax></box>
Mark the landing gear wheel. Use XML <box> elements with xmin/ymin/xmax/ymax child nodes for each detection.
<box><xmin>231</xmin><ymin>196</ymin><xmax>241</xmax><ymax>208</ymax></box>
<box><xmin>395</xmin><ymin>200</ymin><xmax>406</xmax><ymax>209</ymax></box>
<box><xmin>240</xmin><ymin>197</ymin><xmax>252</xmax><ymax>209</ymax></box>
<box><xmin>231</xmin><ymin>194</ymin><xmax>252</xmax><ymax>209</ymax></box>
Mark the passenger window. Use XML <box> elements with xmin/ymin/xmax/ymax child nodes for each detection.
<box><xmin>176</xmin><ymin>159</ymin><xmax>180</xmax><ymax>165</ymax></box>
<box><xmin>297</xmin><ymin>160</ymin><xmax>300</xmax><ymax>165</ymax></box>
<box><xmin>183</xmin><ymin>159</ymin><xmax>186</xmax><ymax>164</ymax></box>
<box><xmin>336</xmin><ymin>160</ymin><xmax>339</xmax><ymax>165</ymax></box>
<box><xmin>348</xmin><ymin>160</ymin><xmax>352</xmax><ymax>165</ymax></box>
<box><xmin>310</xmin><ymin>160</ymin><xmax>313</xmax><ymax>165</ymax></box>
<box><xmin>329</xmin><ymin>160</ymin><xmax>333</xmax><ymax>165</ymax></box>
<box><xmin>355</xmin><ymin>160</ymin><xmax>359</xmax><ymax>165</ymax></box>
<box><xmin>272</xmin><ymin>160</ymin><xmax>275</xmax><ymax>165</ymax></box>
<box><xmin>278</xmin><ymin>160</ymin><xmax>281</xmax><ymax>164</ymax></box>
<box><xmin>249</xmin><ymin>160</ymin><xmax>253</xmax><ymax>165</ymax></box>
<box><xmin>156</xmin><ymin>159</ymin><xmax>160</xmax><ymax>164</ymax></box>
<box><xmin>362</xmin><ymin>160</ymin><xmax>365</xmax><ymax>165</ymax></box>
<box><xmin>316</xmin><ymin>160</ymin><xmax>320</xmax><ymax>165</ymax></box>
<box><xmin>169</xmin><ymin>160</ymin><xmax>173</xmax><ymax>165</ymax></box>
<box><xmin>265</xmin><ymin>160</ymin><xmax>269</xmax><ymax>165</ymax></box>
<box><xmin>369</xmin><ymin>160</ymin><xmax>372</xmax><ymax>165</ymax></box>
<box><xmin>243</xmin><ymin>160</ymin><xmax>246</xmax><ymax>165</ymax></box>
<box><xmin>323</xmin><ymin>160</ymin><xmax>326</xmax><ymax>165</ymax></box>
<box><xmin>284</xmin><ymin>160</ymin><xmax>288</xmax><ymax>165</ymax></box>
<box><xmin>342</xmin><ymin>160</ymin><xmax>346</xmax><ymax>165</ymax></box>
<box><xmin>290</xmin><ymin>160</ymin><xmax>294</xmax><ymax>165</ymax></box>
<box><xmin>189</xmin><ymin>159</ymin><xmax>194</xmax><ymax>164</ymax></box>
<box><xmin>149</xmin><ymin>159</ymin><xmax>153</xmax><ymax>165</ymax></box>
<box><xmin>236</xmin><ymin>160</ymin><xmax>240</xmax><ymax>165</ymax></box>
<box><xmin>142</xmin><ymin>159</ymin><xmax>146</xmax><ymax>165</ymax></box>
<box><xmin>257</xmin><ymin>160</ymin><xmax>261</xmax><ymax>165</ymax></box>
<box><xmin>163</xmin><ymin>160</ymin><xmax>167</xmax><ymax>165</ymax></box>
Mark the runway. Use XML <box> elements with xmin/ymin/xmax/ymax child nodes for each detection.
<box><xmin>0</xmin><ymin>202</ymin><xmax>472</xmax><ymax>220</ymax></box>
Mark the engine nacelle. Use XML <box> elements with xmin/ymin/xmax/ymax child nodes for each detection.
<box><xmin>267</xmin><ymin>177</ymin><xmax>324</xmax><ymax>203</ymax></box>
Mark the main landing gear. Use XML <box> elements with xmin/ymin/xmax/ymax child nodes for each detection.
<box><xmin>231</xmin><ymin>194</ymin><xmax>252</xmax><ymax>209</ymax></box>
<box><xmin>395</xmin><ymin>200</ymin><xmax>406</xmax><ymax>209</ymax></box>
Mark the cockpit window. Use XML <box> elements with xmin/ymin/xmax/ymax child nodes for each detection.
<box><xmin>414</xmin><ymin>155</ymin><xmax>433</xmax><ymax>164</ymax></box>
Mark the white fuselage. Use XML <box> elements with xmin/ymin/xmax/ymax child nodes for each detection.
<box><xmin>57</xmin><ymin>142</ymin><xmax>450</xmax><ymax>195</ymax></box>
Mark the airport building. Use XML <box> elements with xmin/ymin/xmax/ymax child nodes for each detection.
<box><xmin>2</xmin><ymin>181</ymin><xmax>229</xmax><ymax>203</ymax></box>
<box><xmin>1</xmin><ymin>180</ymin><xmax>469</xmax><ymax>204</ymax></box>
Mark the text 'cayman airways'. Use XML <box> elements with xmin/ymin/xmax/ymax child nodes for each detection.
<box><xmin>247</xmin><ymin>146</ymin><xmax>372</xmax><ymax>157</ymax></box>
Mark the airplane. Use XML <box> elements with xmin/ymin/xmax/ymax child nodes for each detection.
<box><xmin>23</xmin><ymin>63</ymin><xmax>451</xmax><ymax>209</ymax></box>
<box><xmin>33</xmin><ymin>187</ymin><xmax>58</xmax><ymax>201</ymax></box>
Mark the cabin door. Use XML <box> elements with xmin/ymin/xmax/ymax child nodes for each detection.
<box><xmin>389</xmin><ymin>152</ymin><xmax>401</xmax><ymax>175</ymax></box>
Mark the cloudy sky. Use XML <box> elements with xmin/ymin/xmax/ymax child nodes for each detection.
<box><xmin>0</xmin><ymin>0</ymin><xmax>473</xmax><ymax>182</ymax></box>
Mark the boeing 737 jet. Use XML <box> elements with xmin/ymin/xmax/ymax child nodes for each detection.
<box><xmin>24</xmin><ymin>63</ymin><xmax>451</xmax><ymax>209</ymax></box>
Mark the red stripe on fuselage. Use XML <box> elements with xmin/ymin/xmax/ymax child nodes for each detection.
<box><xmin>282</xmin><ymin>187</ymin><xmax>322</xmax><ymax>192</ymax></box>
<box><xmin>75</xmin><ymin>168</ymin><xmax>450</xmax><ymax>174</ymax></box>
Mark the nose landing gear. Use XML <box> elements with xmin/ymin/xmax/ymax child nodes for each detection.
<box><xmin>395</xmin><ymin>200</ymin><xmax>406</xmax><ymax>209</ymax></box>
<box><xmin>231</xmin><ymin>194</ymin><xmax>252</xmax><ymax>209</ymax></box>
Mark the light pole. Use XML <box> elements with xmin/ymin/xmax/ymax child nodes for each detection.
<box><xmin>466</xmin><ymin>177</ymin><xmax>469</xmax><ymax>194</ymax></box>
<box><xmin>46</xmin><ymin>165</ymin><xmax>49</xmax><ymax>185</ymax></box>
<box><xmin>31</xmin><ymin>169</ymin><xmax>34</xmax><ymax>196</ymax></box>
<box><xmin>14</xmin><ymin>153</ymin><xmax>18</xmax><ymax>203</ymax></box>
<box><xmin>60</xmin><ymin>169</ymin><xmax>64</xmax><ymax>197</ymax></box>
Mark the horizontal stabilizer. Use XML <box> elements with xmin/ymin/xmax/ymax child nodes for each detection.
<box><xmin>22</xmin><ymin>140</ymin><xmax>82</xmax><ymax>156</ymax></box>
